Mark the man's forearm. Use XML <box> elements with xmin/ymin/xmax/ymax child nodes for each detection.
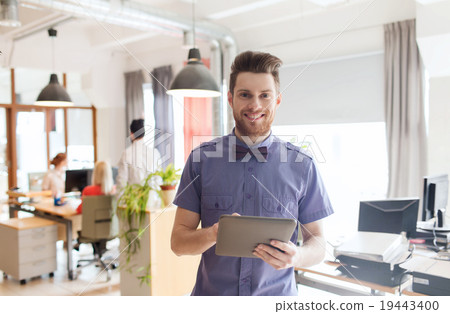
<box><xmin>171</xmin><ymin>224</ymin><xmax>217</xmax><ymax>256</ymax></box>
<box><xmin>296</xmin><ymin>235</ymin><xmax>326</xmax><ymax>268</ymax></box>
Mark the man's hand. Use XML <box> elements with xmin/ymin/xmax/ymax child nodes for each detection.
<box><xmin>252</xmin><ymin>240</ymin><xmax>300</xmax><ymax>270</ymax></box>
<box><xmin>207</xmin><ymin>222</ymin><xmax>219</xmax><ymax>242</ymax></box>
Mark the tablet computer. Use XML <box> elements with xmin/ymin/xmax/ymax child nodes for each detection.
<box><xmin>215</xmin><ymin>215</ymin><xmax>297</xmax><ymax>258</ymax></box>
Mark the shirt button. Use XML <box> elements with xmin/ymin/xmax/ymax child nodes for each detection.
<box><xmin>246</xmin><ymin>193</ymin><xmax>252</xmax><ymax>199</ymax></box>
<box><xmin>248</xmin><ymin>167</ymin><xmax>253</xmax><ymax>172</ymax></box>
<box><xmin>215</xmin><ymin>203</ymin><xmax>219</xmax><ymax>208</ymax></box>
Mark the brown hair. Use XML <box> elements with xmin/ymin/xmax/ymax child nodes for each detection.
<box><xmin>50</xmin><ymin>153</ymin><xmax>67</xmax><ymax>167</ymax></box>
<box><xmin>229</xmin><ymin>51</ymin><xmax>283</xmax><ymax>95</ymax></box>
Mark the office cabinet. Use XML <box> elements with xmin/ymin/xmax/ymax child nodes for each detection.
<box><xmin>0</xmin><ymin>217</ymin><xmax>57</xmax><ymax>284</ymax></box>
<box><xmin>119</xmin><ymin>206</ymin><xmax>200</xmax><ymax>295</ymax></box>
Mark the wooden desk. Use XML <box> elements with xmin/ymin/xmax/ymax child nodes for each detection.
<box><xmin>295</xmin><ymin>261</ymin><xmax>411</xmax><ymax>296</ymax></box>
<box><xmin>7</xmin><ymin>190</ymin><xmax>52</xmax><ymax>199</ymax></box>
<box><xmin>7</xmin><ymin>193</ymin><xmax>81</xmax><ymax>280</ymax></box>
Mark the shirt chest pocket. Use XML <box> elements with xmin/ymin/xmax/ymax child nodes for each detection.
<box><xmin>201</xmin><ymin>195</ymin><xmax>233</xmax><ymax>223</ymax></box>
<box><xmin>262</xmin><ymin>197</ymin><xmax>298</xmax><ymax>220</ymax></box>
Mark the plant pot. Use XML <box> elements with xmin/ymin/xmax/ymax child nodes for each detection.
<box><xmin>160</xmin><ymin>185</ymin><xmax>176</xmax><ymax>207</ymax></box>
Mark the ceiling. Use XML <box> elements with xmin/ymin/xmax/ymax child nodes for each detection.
<box><xmin>1</xmin><ymin>0</ymin><xmax>380</xmax><ymax>70</ymax></box>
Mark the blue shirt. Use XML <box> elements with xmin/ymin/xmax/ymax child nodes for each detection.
<box><xmin>173</xmin><ymin>130</ymin><xmax>334</xmax><ymax>296</ymax></box>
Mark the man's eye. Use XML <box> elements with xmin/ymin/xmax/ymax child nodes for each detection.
<box><xmin>240</xmin><ymin>93</ymin><xmax>249</xmax><ymax>98</ymax></box>
<box><xmin>261</xmin><ymin>93</ymin><xmax>270</xmax><ymax>98</ymax></box>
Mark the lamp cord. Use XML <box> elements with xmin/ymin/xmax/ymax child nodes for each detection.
<box><xmin>52</xmin><ymin>35</ymin><xmax>55</xmax><ymax>73</ymax></box>
<box><xmin>192</xmin><ymin>0</ymin><xmax>196</xmax><ymax>48</ymax></box>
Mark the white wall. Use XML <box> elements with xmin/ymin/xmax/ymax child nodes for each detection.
<box><xmin>84</xmin><ymin>51</ymin><xmax>128</xmax><ymax>166</ymax></box>
<box><xmin>427</xmin><ymin>76</ymin><xmax>450</xmax><ymax>222</ymax></box>
<box><xmin>275</xmin><ymin>52</ymin><xmax>384</xmax><ymax>126</ymax></box>
<box><xmin>416</xmin><ymin>0</ymin><xmax>450</xmax><ymax>77</ymax></box>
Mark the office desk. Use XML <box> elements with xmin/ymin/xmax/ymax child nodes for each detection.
<box><xmin>295</xmin><ymin>261</ymin><xmax>411</xmax><ymax>296</ymax></box>
<box><xmin>7</xmin><ymin>192</ymin><xmax>80</xmax><ymax>280</ymax></box>
<box><xmin>7</xmin><ymin>190</ymin><xmax>52</xmax><ymax>199</ymax></box>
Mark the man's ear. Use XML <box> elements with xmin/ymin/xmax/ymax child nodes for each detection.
<box><xmin>227</xmin><ymin>91</ymin><xmax>233</xmax><ymax>108</ymax></box>
<box><xmin>130</xmin><ymin>133</ymin><xmax>135</xmax><ymax>141</ymax></box>
<box><xmin>276</xmin><ymin>92</ymin><xmax>282</xmax><ymax>108</ymax></box>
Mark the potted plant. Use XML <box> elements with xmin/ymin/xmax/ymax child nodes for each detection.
<box><xmin>154</xmin><ymin>163</ymin><xmax>181</xmax><ymax>207</ymax></box>
<box><xmin>117</xmin><ymin>175</ymin><xmax>154</xmax><ymax>286</ymax></box>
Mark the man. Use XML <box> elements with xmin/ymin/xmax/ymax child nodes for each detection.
<box><xmin>116</xmin><ymin>119</ymin><xmax>160</xmax><ymax>192</ymax></box>
<box><xmin>171</xmin><ymin>51</ymin><xmax>333</xmax><ymax>296</ymax></box>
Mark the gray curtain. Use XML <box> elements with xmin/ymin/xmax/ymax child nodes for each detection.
<box><xmin>152</xmin><ymin>65</ymin><xmax>174</xmax><ymax>169</ymax></box>
<box><xmin>384</xmin><ymin>19</ymin><xmax>427</xmax><ymax>198</ymax></box>
<box><xmin>125</xmin><ymin>70</ymin><xmax>145</xmax><ymax>137</ymax></box>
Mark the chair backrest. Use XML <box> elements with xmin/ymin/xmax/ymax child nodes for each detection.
<box><xmin>28</xmin><ymin>172</ymin><xmax>47</xmax><ymax>191</ymax></box>
<box><xmin>81</xmin><ymin>195</ymin><xmax>118</xmax><ymax>241</ymax></box>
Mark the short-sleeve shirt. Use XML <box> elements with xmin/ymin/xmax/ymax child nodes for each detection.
<box><xmin>173</xmin><ymin>130</ymin><xmax>334</xmax><ymax>296</ymax></box>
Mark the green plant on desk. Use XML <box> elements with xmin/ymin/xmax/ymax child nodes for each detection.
<box><xmin>153</xmin><ymin>164</ymin><xmax>181</xmax><ymax>207</ymax></box>
<box><xmin>117</xmin><ymin>174</ymin><xmax>155</xmax><ymax>286</ymax></box>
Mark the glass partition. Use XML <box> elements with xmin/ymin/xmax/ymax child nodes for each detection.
<box><xmin>0</xmin><ymin>108</ymin><xmax>8</xmax><ymax>201</ymax></box>
<box><xmin>0</xmin><ymin>68</ymin><xmax>11</xmax><ymax>104</ymax></box>
<box><xmin>67</xmin><ymin>109</ymin><xmax>94</xmax><ymax>169</ymax></box>
<box><xmin>49</xmin><ymin>109</ymin><xmax>66</xmax><ymax>158</ymax></box>
<box><xmin>16</xmin><ymin>111</ymin><xmax>48</xmax><ymax>190</ymax></box>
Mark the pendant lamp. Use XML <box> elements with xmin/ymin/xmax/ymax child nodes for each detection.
<box><xmin>0</xmin><ymin>0</ymin><xmax>21</xmax><ymax>27</ymax></box>
<box><xmin>166</xmin><ymin>1</ymin><xmax>220</xmax><ymax>98</ymax></box>
<box><xmin>35</xmin><ymin>28</ymin><xmax>73</xmax><ymax>107</ymax></box>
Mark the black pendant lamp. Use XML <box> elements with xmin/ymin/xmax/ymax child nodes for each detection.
<box><xmin>35</xmin><ymin>28</ymin><xmax>73</xmax><ymax>107</ymax></box>
<box><xmin>166</xmin><ymin>1</ymin><xmax>220</xmax><ymax>98</ymax></box>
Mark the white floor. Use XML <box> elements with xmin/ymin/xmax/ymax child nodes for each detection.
<box><xmin>0</xmin><ymin>239</ymin><xmax>121</xmax><ymax>296</ymax></box>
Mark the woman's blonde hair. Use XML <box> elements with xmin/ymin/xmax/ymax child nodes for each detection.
<box><xmin>92</xmin><ymin>161</ymin><xmax>114</xmax><ymax>194</ymax></box>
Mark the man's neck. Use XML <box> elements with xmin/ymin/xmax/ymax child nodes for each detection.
<box><xmin>234</xmin><ymin>128</ymin><xmax>270</xmax><ymax>146</ymax></box>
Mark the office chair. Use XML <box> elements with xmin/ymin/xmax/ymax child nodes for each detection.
<box><xmin>76</xmin><ymin>195</ymin><xmax>119</xmax><ymax>281</ymax></box>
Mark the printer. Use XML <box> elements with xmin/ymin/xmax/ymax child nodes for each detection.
<box><xmin>333</xmin><ymin>231</ymin><xmax>410</xmax><ymax>286</ymax></box>
<box><xmin>400</xmin><ymin>255</ymin><xmax>450</xmax><ymax>295</ymax></box>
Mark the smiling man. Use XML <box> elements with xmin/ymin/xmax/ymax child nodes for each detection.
<box><xmin>171</xmin><ymin>51</ymin><xmax>334</xmax><ymax>296</ymax></box>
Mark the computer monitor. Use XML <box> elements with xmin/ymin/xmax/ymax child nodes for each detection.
<box><xmin>421</xmin><ymin>174</ymin><xmax>449</xmax><ymax>225</ymax></box>
<box><xmin>65</xmin><ymin>169</ymin><xmax>93</xmax><ymax>193</ymax></box>
<box><xmin>358</xmin><ymin>198</ymin><xmax>420</xmax><ymax>238</ymax></box>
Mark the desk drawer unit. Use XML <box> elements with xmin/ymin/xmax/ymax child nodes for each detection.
<box><xmin>0</xmin><ymin>217</ymin><xmax>57</xmax><ymax>283</ymax></box>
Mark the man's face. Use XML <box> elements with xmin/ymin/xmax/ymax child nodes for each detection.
<box><xmin>228</xmin><ymin>72</ymin><xmax>281</xmax><ymax>139</ymax></box>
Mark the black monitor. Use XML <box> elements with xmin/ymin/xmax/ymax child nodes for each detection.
<box><xmin>65</xmin><ymin>169</ymin><xmax>93</xmax><ymax>193</ymax></box>
<box><xmin>421</xmin><ymin>174</ymin><xmax>449</xmax><ymax>225</ymax></box>
<box><xmin>358</xmin><ymin>198</ymin><xmax>420</xmax><ymax>238</ymax></box>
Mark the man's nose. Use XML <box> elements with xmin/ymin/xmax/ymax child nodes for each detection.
<box><xmin>247</xmin><ymin>97</ymin><xmax>263</xmax><ymax>110</ymax></box>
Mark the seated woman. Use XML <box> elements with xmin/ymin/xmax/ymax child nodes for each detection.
<box><xmin>76</xmin><ymin>161</ymin><xmax>115</xmax><ymax>214</ymax></box>
<box><xmin>42</xmin><ymin>152</ymin><xmax>67</xmax><ymax>198</ymax></box>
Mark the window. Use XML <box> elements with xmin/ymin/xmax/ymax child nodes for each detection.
<box><xmin>272</xmin><ymin>122</ymin><xmax>389</xmax><ymax>240</ymax></box>
<box><xmin>67</xmin><ymin>109</ymin><xmax>94</xmax><ymax>169</ymax></box>
<box><xmin>0</xmin><ymin>68</ymin><xmax>11</xmax><ymax>104</ymax></box>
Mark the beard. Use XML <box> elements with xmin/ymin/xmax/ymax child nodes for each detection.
<box><xmin>233</xmin><ymin>109</ymin><xmax>275</xmax><ymax>139</ymax></box>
